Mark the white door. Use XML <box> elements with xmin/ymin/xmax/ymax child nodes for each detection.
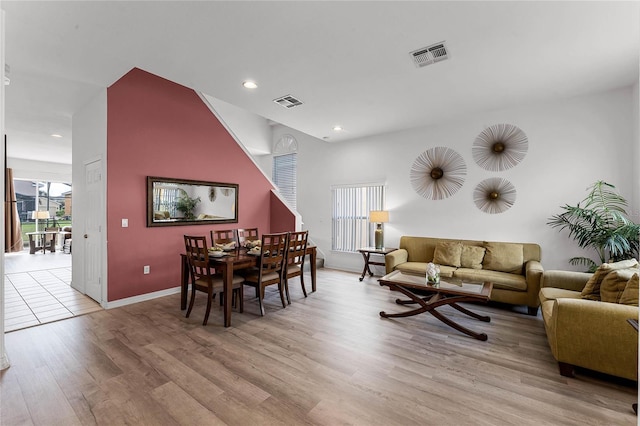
<box><xmin>82</xmin><ymin>159</ymin><xmax>103</xmax><ymax>303</ymax></box>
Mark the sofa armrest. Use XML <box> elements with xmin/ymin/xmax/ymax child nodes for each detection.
<box><xmin>549</xmin><ymin>297</ymin><xmax>638</xmax><ymax>379</ymax></box>
<box><xmin>385</xmin><ymin>249</ymin><xmax>408</xmax><ymax>274</ymax></box>
<box><xmin>543</xmin><ymin>270</ymin><xmax>592</xmax><ymax>292</ymax></box>
<box><xmin>525</xmin><ymin>260</ymin><xmax>544</xmax><ymax>290</ymax></box>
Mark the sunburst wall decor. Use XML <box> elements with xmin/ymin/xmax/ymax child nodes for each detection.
<box><xmin>410</xmin><ymin>147</ymin><xmax>467</xmax><ymax>200</ymax></box>
<box><xmin>472</xmin><ymin>124</ymin><xmax>528</xmax><ymax>171</ymax></box>
<box><xmin>473</xmin><ymin>177</ymin><xmax>517</xmax><ymax>214</ymax></box>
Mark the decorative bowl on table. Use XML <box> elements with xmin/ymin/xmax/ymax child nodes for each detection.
<box><xmin>244</xmin><ymin>239</ymin><xmax>261</xmax><ymax>249</ymax></box>
<box><xmin>208</xmin><ymin>248</ymin><xmax>225</xmax><ymax>257</ymax></box>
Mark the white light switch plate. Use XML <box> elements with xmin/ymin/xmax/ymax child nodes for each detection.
<box><xmin>122</xmin><ymin>218</ymin><xmax>128</xmax><ymax>227</ymax></box>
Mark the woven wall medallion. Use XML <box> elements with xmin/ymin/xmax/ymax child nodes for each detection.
<box><xmin>473</xmin><ymin>177</ymin><xmax>517</xmax><ymax>214</ymax></box>
<box><xmin>472</xmin><ymin>124</ymin><xmax>528</xmax><ymax>171</ymax></box>
<box><xmin>410</xmin><ymin>147</ymin><xmax>467</xmax><ymax>200</ymax></box>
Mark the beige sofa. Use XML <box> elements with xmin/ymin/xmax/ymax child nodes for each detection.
<box><xmin>385</xmin><ymin>236</ymin><xmax>543</xmax><ymax>315</ymax></box>
<box><xmin>539</xmin><ymin>262</ymin><xmax>639</xmax><ymax>381</ymax></box>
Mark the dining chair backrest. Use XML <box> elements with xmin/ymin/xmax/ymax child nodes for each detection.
<box><xmin>287</xmin><ymin>230</ymin><xmax>308</xmax><ymax>269</ymax></box>
<box><xmin>211</xmin><ymin>229</ymin><xmax>238</xmax><ymax>248</ymax></box>
<box><xmin>184</xmin><ymin>235</ymin><xmax>213</xmax><ymax>280</ymax></box>
<box><xmin>237</xmin><ymin>228</ymin><xmax>259</xmax><ymax>246</ymax></box>
<box><xmin>258</xmin><ymin>232</ymin><xmax>289</xmax><ymax>276</ymax></box>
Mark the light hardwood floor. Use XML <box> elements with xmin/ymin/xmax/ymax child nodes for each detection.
<box><xmin>1</xmin><ymin>268</ymin><xmax>637</xmax><ymax>425</ymax></box>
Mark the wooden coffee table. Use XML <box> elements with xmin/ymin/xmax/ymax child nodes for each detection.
<box><xmin>378</xmin><ymin>270</ymin><xmax>493</xmax><ymax>341</ymax></box>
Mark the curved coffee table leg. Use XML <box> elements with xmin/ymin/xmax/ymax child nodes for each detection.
<box><xmin>450</xmin><ymin>302</ymin><xmax>491</xmax><ymax>322</ymax></box>
<box><xmin>395</xmin><ymin>294</ymin><xmax>432</xmax><ymax>305</ymax></box>
<box><xmin>380</xmin><ymin>285</ymin><xmax>432</xmax><ymax>318</ymax></box>
<box><xmin>429</xmin><ymin>308</ymin><xmax>488</xmax><ymax>341</ymax></box>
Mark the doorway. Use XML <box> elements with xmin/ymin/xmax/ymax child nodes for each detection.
<box><xmin>4</xmin><ymin>179</ymin><xmax>102</xmax><ymax>332</ymax></box>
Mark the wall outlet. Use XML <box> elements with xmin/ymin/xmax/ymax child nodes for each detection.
<box><xmin>143</xmin><ymin>265</ymin><xmax>150</xmax><ymax>274</ymax></box>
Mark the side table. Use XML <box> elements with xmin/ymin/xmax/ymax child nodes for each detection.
<box><xmin>357</xmin><ymin>247</ymin><xmax>397</xmax><ymax>281</ymax></box>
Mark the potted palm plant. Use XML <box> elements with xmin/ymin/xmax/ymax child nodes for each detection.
<box><xmin>176</xmin><ymin>191</ymin><xmax>201</xmax><ymax>220</ymax></box>
<box><xmin>547</xmin><ymin>180</ymin><xmax>639</xmax><ymax>272</ymax></box>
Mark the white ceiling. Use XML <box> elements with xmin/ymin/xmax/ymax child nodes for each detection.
<box><xmin>2</xmin><ymin>1</ymin><xmax>639</xmax><ymax>165</ymax></box>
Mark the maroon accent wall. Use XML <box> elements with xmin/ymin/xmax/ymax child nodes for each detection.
<box><xmin>269</xmin><ymin>191</ymin><xmax>296</xmax><ymax>233</ymax></box>
<box><xmin>106</xmin><ymin>68</ymin><xmax>281</xmax><ymax>301</ymax></box>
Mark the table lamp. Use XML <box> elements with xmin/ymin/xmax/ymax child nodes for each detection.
<box><xmin>369</xmin><ymin>210</ymin><xmax>389</xmax><ymax>249</ymax></box>
<box><xmin>31</xmin><ymin>210</ymin><xmax>50</xmax><ymax>220</ymax></box>
<box><xmin>32</xmin><ymin>210</ymin><xmax>50</xmax><ymax>232</ymax></box>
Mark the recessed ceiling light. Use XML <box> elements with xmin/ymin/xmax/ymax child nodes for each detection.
<box><xmin>242</xmin><ymin>81</ymin><xmax>258</xmax><ymax>89</ymax></box>
<box><xmin>51</xmin><ymin>134</ymin><xmax>62</xmax><ymax>138</ymax></box>
<box><xmin>333</xmin><ymin>126</ymin><xmax>343</xmax><ymax>132</ymax></box>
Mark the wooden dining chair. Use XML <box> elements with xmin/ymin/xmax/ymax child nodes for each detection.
<box><xmin>285</xmin><ymin>230</ymin><xmax>309</xmax><ymax>301</ymax></box>
<box><xmin>184</xmin><ymin>235</ymin><xmax>244</xmax><ymax>325</ymax></box>
<box><xmin>237</xmin><ymin>228</ymin><xmax>259</xmax><ymax>247</ymax></box>
<box><xmin>243</xmin><ymin>232</ymin><xmax>289</xmax><ymax>316</ymax></box>
<box><xmin>210</xmin><ymin>229</ymin><xmax>238</xmax><ymax>249</ymax></box>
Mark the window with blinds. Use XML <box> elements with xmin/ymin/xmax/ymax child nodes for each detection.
<box><xmin>153</xmin><ymin>185</ymin><xmax>180</xmax><ymax>218</ymax></box>
<box><xmin>273</xmin><ymin>153</ymin><xmax>297</xmax><ymax>210</ymax></box>
<box><xmin>332</xmin><ymin>184</ymin><xmax>384</xmax><ymax>252</ymax></box>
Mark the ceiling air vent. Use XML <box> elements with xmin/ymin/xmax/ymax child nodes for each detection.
<box><xmin>273</xmin><ymin>94</ymin><xmax>303</xmax><ymax>109</ymax></box>
<box><xmin>410</xmin><ymin>41</ymin><xmax>449</xmax><ymax>68</ymax></box>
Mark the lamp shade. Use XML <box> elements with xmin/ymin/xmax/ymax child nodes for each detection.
<box><xmin>31</xmin><ymin>210</ymin><xmax>50</xmax><ymax>220</ymax></box>
<box><xmin>369</xmin><ymin>210</ymin><xmax>389</xmax><ymax>223</ymax></box>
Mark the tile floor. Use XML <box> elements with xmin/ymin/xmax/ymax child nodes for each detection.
<box><xmin>4</xmin><ymin>250</ymin><xmax>102</xmax><ymax>332</ymax></box>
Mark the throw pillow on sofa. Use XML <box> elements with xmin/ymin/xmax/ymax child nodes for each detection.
<box><xmin>433</xmin><ymin>241</ymin><xmax>462</xmax><ymax>267</ymax></box>
<box><xmin>482</xmin><ymin>242</ymin><xmax>523</xmax><ymax>274</ymax></box>
<box><xmin>460</xmin><ymin>245</ymin><xmax>485</xmax><ymax>269</ymax></box>
<box><xmin>600</xmin><ymin>268</ymin><xmax>640</xmax><ymax>303</ymax></box>
<box><xmin>620</xmin><ymin>273</ymin><xmax>639</xmax><ymax>306</ymax></box>
<box><xmin>581</xmin><ymin>258</ymin><xmax>639</xmax><ymax>301</ymax></box>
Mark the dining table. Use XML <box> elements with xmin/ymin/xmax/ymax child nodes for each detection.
<box><xmin>180</xmin><ymin>245</ymin><xmax>317</xmax><ymax>327</ymax></box>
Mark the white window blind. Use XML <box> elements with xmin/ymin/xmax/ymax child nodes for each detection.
<box><xmin>273</xmin><ymin>153</ymin><xmax>297</xmax><ymax>210</ymax></box>
<box><xmin>332</xmin><ymin>184</ymin><xmax>384</xmax><ymax>252</ymax></box>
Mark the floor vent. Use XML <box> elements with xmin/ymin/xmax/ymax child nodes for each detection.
<box><xmin>273</xmin><ymin>94</ymin><xmax>304</xmax><ymax>109</ymax></box>
<box><xmin>410</xmin><ymin>41</ymin><xmax>449</xmax><ymax>68</ymax></box>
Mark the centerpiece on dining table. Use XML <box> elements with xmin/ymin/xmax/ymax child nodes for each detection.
<box><xmin>215</xmin><ymin>242</ymin><xmax>237</xmax><ymax>251</ymax></box>
<box><xmin>245</xmin><ymin>239</ymin><xmax>262</xmax><ymax>255</ymax></box>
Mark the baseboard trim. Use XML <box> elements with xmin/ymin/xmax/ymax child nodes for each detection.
<box><xmin>105</xmin><ymin>286</ymin><xmax>181</xmax><ymax>309</ymax></box>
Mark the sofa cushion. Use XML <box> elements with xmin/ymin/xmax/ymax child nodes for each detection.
<box><xmin>581</xmin><ymin>259</ymin><xmax>639</xmax><ymax>301</ymax></box>
<box><xmin>453</xmin><ymin>268</ymin><xmax>527</xmax><ymax>291</ymax></box>
<box><xmin>460</xmin><ymin>245</ymin><xmax>485</xmax><ymax>269</ymax></box>
<box><xmin>433</xmin><ymin>241</ymin><xmax>462</xmax><ymax>267</ymax></box>
<box><xmin>396</xmin><ymin>262</ymin><xmax>456</xmax><ymax>277</ymax></box>
<box><xmin>620</xmin><ymin>273</ymin><xmax>639</xmax><ymax>306</ymax></box>
<box><xmin>482</xmin><ymin>242</ymin><xmax>524</xmax><ymax>274</ymax></box>
<box><xmin>539</xmin><ymin>287</ymin><xmax>581</xmax><ymax>304</ymax></box>
<box><xmin>600</xmin><ymin>268</ymin><xmax>639</xmax><ymax>303</ymax></box>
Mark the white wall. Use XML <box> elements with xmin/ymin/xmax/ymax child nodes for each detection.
<box><xmin>632</xmin><ymin>81</ymin><xmax>639</xmax><ymax>225</ymax></box>
<box><xmin>271</xmin><ymin>87</ymin><xmax>636</xmax><ymax>273</ymax></box>
<box><xmin>7</xmin><ymin>158</ymin><xmax>71</xmax><ymax>182</ymax></box>
<box><xmin>71</xmin><ymin>88</ymin><xmax>107</xmax><ymax>303</ymax></box>
<box><xmin>0</xmin><ymin>9</ymin><xmax>9</xmax><ymax>371</ymax></box>
<box><xmin>203</xmin><ymin>94</ymin><xmax>273</xmax><ymax>155</ymax></box>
